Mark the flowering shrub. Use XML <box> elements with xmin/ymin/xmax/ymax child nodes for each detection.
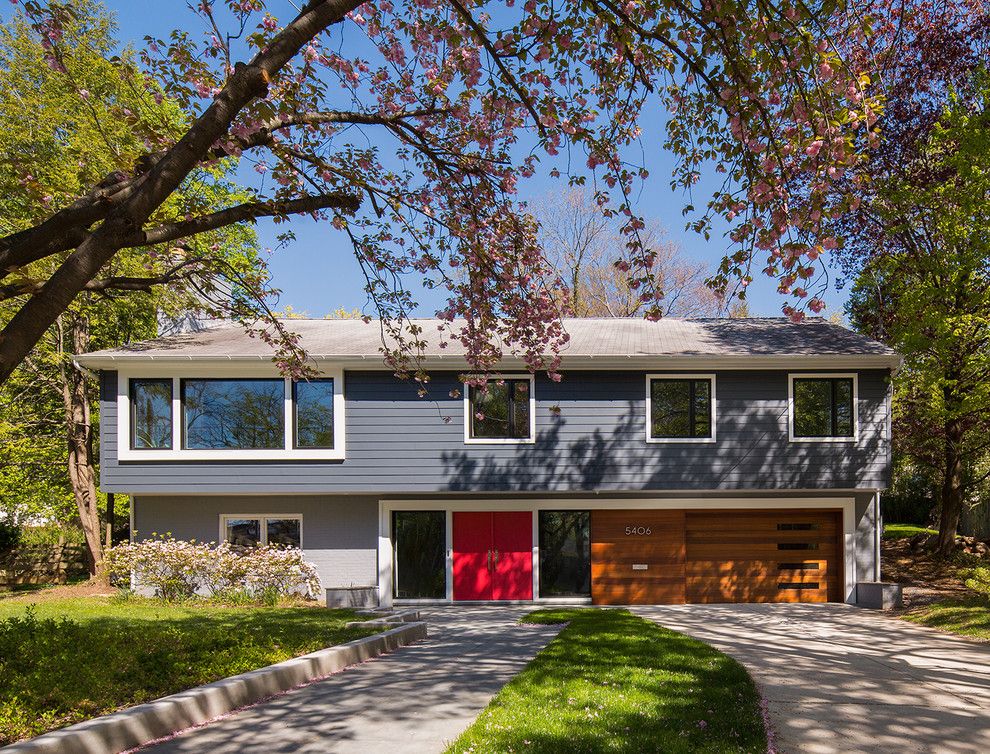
<box><xmin>244</xmin><ymin>545</ymin><xmax>322</xmax><ymax>605</ymax></box>
<box><xmin>105</xmin><ymin>535</ymin><xmax>322</xmax><ymax>603</ymax></box>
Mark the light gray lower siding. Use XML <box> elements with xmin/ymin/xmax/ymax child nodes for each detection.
<box><xmin>133</xmin><ymin>495</ymin><xmax>380</xmax><ymax>590</ymax></box>
<box><xmin>132</xmin><ymin>490</ymin><xmax>881</xmax><ymax>599</ymax></box>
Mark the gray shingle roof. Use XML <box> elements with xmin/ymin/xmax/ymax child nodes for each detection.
<box><xmin>75</xmin><ymin>317</ymin><xmax>899</xmax><ymax>368</ymax></box>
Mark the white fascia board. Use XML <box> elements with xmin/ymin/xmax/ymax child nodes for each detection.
<box><xmin>75</xmin><ymin>353</ymin><xmax>902</xmax><ymax>371</ymax></box>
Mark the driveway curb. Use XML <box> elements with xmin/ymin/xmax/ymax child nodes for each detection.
<box><xmin>4</xmin><ymin>620</ymin><xmax>428</xmax><ymax>754</ymax></box>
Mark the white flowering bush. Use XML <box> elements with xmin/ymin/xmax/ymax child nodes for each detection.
<box><xmin>243</xmin><ymin>545</ymin><xmax>322</xmax><ymax>605</ymax></box>
<box><xmin>105</xmin><ymin>535</ymin><xmax>211</xmax><ymax>601</ymax></box>
<box><xmin>105</xmin><ymin>535</ymin><xmax>322</xmax><ymax>603</ymax></box>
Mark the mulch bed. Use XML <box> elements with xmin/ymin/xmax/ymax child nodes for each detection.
<box><xmin>882</xmin><ymin>538</ymin><xmax>977</xmax><ymax>610</ymax></box>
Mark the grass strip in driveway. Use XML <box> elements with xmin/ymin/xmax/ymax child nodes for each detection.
<box><xmin>0</xmin><ymin>596</ymin><xmax>378</xmax><ymax>745</ymax></box>
<box><xmin>446</xmin><ymin>608</ymin><xmax>767</xmax><ymax>754</ymax></box>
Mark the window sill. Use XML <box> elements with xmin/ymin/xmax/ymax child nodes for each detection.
<box><xmin>463</xmin><ymin>437</ymin><xmax>536</xmax><ymax>446</ymax></box>
<box><xmin>788</xmin><ymin>436</ymin><xmax>857</xmax><ymax>444</ymax></box>
<box><xmin>645</xmin><ymin>436</ymin><xmax>717</xmax><ymax>444</ymax></box>
<box><xmin>118</xmin><ymin>448</ymin><xmax>345</xmax><ymax>461</ymax></box>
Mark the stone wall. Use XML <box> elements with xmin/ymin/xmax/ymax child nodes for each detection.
<box><xmin>0</xmin><ymin>544</ymin><xmax>88</xmax><ymax>588</ymax></box>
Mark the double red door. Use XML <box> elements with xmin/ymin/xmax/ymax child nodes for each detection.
<box><xmin>452</xmin><ymin>511</ymin><xmax>533</xmax><ymax>600</ymax></box>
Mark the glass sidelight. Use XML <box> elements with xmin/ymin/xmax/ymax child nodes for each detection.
<box><xmin>539</xmin><ymin>510</ymin><xmax>591</xmax><ymax>597</ymax></box>
<box><xmin>392</xmin><ymin>511</ymin><xmax>446</xmax><ymax>599</ymax></box>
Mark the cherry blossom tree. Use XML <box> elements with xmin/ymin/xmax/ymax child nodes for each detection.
<box><xmin>0</xmin><ymin>0</ymin><xmax>880</xmax><ymax>385</ymax></box>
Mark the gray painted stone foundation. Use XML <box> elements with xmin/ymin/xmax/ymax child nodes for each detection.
<box><xmin>326</xmin><ymin>586</ymin><xmax>380</xmax><ymax>608</ymax></box>
<box><xmin>856</xmin><ymin>581</ymin><xmax>903</xmax><ymax>610</ymax></box>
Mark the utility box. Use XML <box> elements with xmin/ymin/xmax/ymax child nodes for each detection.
<box><xmin>856</xmin><ymin>582</ymin><xmax>903</xmax><ymax>610</ymax></box>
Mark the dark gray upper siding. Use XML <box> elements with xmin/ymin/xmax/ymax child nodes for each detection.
<box><xmin>99</xmin><ymin>369</ymin><xmax>891</xmax><ymax>494</ymax></box>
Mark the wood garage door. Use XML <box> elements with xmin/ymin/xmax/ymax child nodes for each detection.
<box><xmin>685</xmin><ymin>509</ymin><xmax>843</xmax><ymax>603</ymax></box>
<box><xmin>591</xmin><ymin>510</ymin><xmax>686</xmax><ymax>605</ymax></box>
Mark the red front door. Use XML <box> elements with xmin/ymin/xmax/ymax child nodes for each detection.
<box><xmin>452</xmin><ymin>511</ymin><xmax>533</xmax><ymax>601</ymax></box>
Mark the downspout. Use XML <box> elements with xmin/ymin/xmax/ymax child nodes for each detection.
<box><xmin>874</xmin><ymin>491</ymin><xmax>882</xmax><ymax>582</ymax></box>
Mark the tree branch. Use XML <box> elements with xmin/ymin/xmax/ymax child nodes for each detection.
<box><xmin>137</xmin><ymin>191</ymin><xmax>361</xmax><ymax>246</ymax></box>
<box><xmin>0</xmin><ymin>192</ymin><xmax>360</xmax><ymax>302</ymax></box>
<box><xmin>0</xmin><ymin>0</ymin><xmax>364</xmax><ymax>383</ymax></box>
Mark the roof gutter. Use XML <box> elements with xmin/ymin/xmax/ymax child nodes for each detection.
<box><xmin>73</xmin><ymin>352</ymin><xmax>904</xmax><ymax>371</ymax></box>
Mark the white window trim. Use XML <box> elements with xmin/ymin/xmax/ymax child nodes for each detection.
<box><xmin>219</xmin><ymin>513</ymin><xmax>303</xmax><ymax>548</ymax></box>
<box><xmin>645</xmin><ymin>373</ymin><xmax>717</xmax><ymax>444</ymax></box>
<box><xmin>462</xmin><ymin>374</ymin><xmax>536</xmax><ymax>445</ymax></box>
<box><xmin>117</xmin><ymin>366</ymin><xmax>345</xmax><ymax>460</ymax></box>
<box><xmin>788</xmin><ymin>372</ymin><xmax>859</xmax><ymax>443</ymax></box>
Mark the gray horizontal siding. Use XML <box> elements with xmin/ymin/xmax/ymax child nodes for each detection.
<box><xmin>99</xmin><ymin>369</ymin><xmax>891</xmax><ymax>494</ymax></box>
<box><xmin>133</xmin><ymin>494</ymin><xmax>379</xmax><ymax>589</ymax></box>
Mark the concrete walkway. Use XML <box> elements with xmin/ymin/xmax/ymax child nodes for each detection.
<box><xmin>137</xmin><ymin>607</ymin><xmax>559</xmax><ymax>754</ymax></box>
<box><xmin>635</xmin><ymin>603</ymin><xmax>990</xmax><ymax>754</ymax></box>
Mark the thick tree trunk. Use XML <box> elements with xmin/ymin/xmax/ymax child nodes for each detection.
<box><xmin>59</xmin><ymin>315</ymin><xmax>103</xmax><ymax>576</ymax></box>
<box><xmin>936</xmin><ymin>417</ymin><xmax>965</xmax><ymax>557</ymax></box>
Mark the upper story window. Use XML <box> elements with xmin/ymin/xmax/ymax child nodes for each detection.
<box><xmin>789</xmin><ymin>374</ymin><xmax>857</xmax><ymax>441</ymax></box>
<box><xmin>130</xmin><ymin>378</ymin><xmax>173</xmax><ymax>450</ymax></box>
<box><xmin>182</xmin><ymin>378</ymin><xmax>285</xmax><ymax>450</ymax></box>
<box><xmin>465</xmin><ymin>376</ymin><xmax>535</xmax><ymax>443</ymax></box>
<box><xmin>118</xmin><ymin>370</ymin><xmax>344</xmax><ymax>460</ymax></box>
<box><xmin>293</xmin><ymin>379</ymin><xmax>335</xmax><ymax>449</ymax></box>
<box><xmin>646</xmin><ymin>374</ymin><xmax>716</xmax><ymax>443</ymax></box>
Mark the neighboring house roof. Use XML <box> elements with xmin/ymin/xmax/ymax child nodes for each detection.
<box><xmin>75</xmin><ymin>317</ymin><xmax>900</xmax><ymax>370</ymax></box>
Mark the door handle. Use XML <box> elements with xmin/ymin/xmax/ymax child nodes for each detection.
<box><xmin>494</xmin><ymin>548</ymin><xmax>499</xmax><ymax>567</ymax></box>
<box><xmin>487</xmin><ymin>548</ymin><xmax>492</xmax><ymax>572</ymax></box>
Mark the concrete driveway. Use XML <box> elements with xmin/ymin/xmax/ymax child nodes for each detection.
<box><xmin>634</xmin><ymin>603</ymin><xmax>990</xmax><ymax>754</ymax></box>
<box><xmin>137</xmin><ymin>607</ymin><xmax>560</xmax><ymax>754</ymax></box>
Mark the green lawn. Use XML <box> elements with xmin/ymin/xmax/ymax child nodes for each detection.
<box><xmin>0</xmin><ymin>595</ymin><xmax>377</xmax><ymax>745</ymax></box>
<box><xmin>446</xmin><ymin>608</ymin><xmax>767</xmax><ymax>754</ymax></box>
<box><xmin>883</xmin><ymin>523</ymin><xmax>937</xmax><ymax>539</ymax></box>
<box><xmin>903</xmin><ymin>597</ymin><xmax>990</xmax><ymax>640</ymax></box>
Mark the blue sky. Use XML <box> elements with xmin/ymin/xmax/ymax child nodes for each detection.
<box><xmin>89</xmin><ymin>2</ymin><xmax>850</xmax><ymax>318</ymax></box>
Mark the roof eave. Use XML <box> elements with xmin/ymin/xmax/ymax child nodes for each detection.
<box><xmin>74</xmin><ymin>352</ymin><xmax>902</xmax><ymax>371</ymax></box>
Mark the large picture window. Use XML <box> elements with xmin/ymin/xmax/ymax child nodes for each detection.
<box><xmin>392</xmin><ymin>511</ymin><xmax>446</xmax><ymax>599</ymax></box>
<box><xmin>467</xmin><ymin>378</ymin><xmax>533</xmax><ymax>442</ymax></box>
<box><xmin>182</xmin><ymin>378</ymin><xmax>285</xmax><ymax>450</ymax></box>
<box><xmin>222</xmin><ymin>514</ymin><xmax>302</xmax><ymax>549</ymax></box>
<box><xmin>130</xmin><ymin>378</ymin><xmax>172</xmax><ymax>449</ymax></box>
<box><xmin>293</xmin><ymin>379</ymin><xmax>335</xmax><ymax>449</ymax></box>
<box><xmin>647</xmin><ymin>376</ymin><xmax>714</xmax><ymax>441</ymax></box>
<box><xmin>539</xmin><ymin>510</ymin><xmax>591</xmax><ymax>597</ymax></box>
<box><xmin>791</xmin><ymin>376</ymin><xmax>856</xmax><ymax>439</ymax></box>
<box><xmin>122</xmin><ymin>370</ymin><xmax>344</xmax><ymax>460</ymax></box>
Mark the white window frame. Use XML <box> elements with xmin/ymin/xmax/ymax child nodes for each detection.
<box><xmin>463</xmin><ymin>374</ymin><xmax>536</xmax><ymax>445</ymax></box>
<box><xmin>645</xmin><ymin>373</ymin><xmax>717</xmax><ymax>444</ymax></box>
<box><xmin>788</xmin><ymin>372</ymin><xmax>859</xmax><ymax>443</ymax></box>
<box><xmin>117</xmin><ymin>364</ymin><xmax>345</xmax><ymax>460</ymax></box>
<box><xmin>219</xmin><ymin>513</ymin><xmax>304</xmax><ymax>548</ymax></box>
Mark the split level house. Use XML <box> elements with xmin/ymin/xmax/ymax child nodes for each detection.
<box><xmin>76</xmin><ymin>317</ymin><xmax>900</xmax><ymax>607</ymax></box>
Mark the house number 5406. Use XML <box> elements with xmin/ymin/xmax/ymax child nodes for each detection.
<box><xmin>625</xmin><ymin>526</ymin><xmax>652</xmax><ymax>536</ymax></box>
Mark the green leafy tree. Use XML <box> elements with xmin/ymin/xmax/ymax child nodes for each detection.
<box><xmin>849</xmin><ymin>72</ymin><xmax>990</xmax><ymax>554</ymax></box>
<box><xmin>0</xmin><ymin>2</ymin><xmax>264</xmax><ymax>574</ymax></box>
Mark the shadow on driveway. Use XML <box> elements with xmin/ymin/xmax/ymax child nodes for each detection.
<box><xmin>635</xmin><ymin>603</ymin><xmax>990</xmax><ymax>754</ymax></box>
